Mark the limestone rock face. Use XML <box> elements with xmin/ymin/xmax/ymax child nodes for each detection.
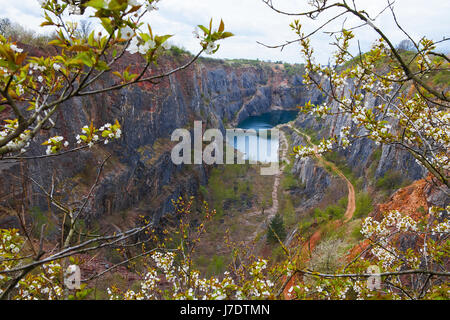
<box><xmin>291</xmin><ymin>80</ymin><xmax>426</xmax><ymax>189</ymax></box>
<box><xmin>0</xmin><ymin>57</ymin><xmax>314</xmax><ymax>229</ymax></box>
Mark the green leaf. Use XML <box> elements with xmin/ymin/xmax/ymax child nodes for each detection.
<box><xmin>147</xmin><ymin>24</ymin><xmax>153</xmax><ymax>39</ymax></box>
<box><xmin>96</xmin><ymin>60</ymin><xmax>109</xmax><ymax>71</ymax></box>
<box><xmin>218</xmin><ymin>19</ymin><xmax>224</xmax><ymax>33</ymax></box>
<box><xmin>101</xmin><ymin>130</ymin><xmax>110</xmax><ymax>138</ymax></box>
<box><xmin>76</xmin><ymin>52</ymin><xmax>94</xmax><ymax>67</ymax></box>
<box><xmin>155</xmin><ymin>34</ymin><xmax>172</xmax><ymax>45</ymax></box>
<box><xmin>88</xmin><ymin>31</ymin><xmax>96</xmax><ymax>47</ymax></box>
<box><xmin>100</xmin><ymin>18</ymin><xmax>113</xmax><ymax>35</ymax></box>
<box><xmin>220</xmin><ymin>32</ymin><xmax>234</xmax><ymax>39</ymax></box>
<box><xmin>86</xmin><ymin>0</ymin><xmax>106</xmax><ymax>9</ymax></box>
<box><xmin>197</xmin><ymin>25</ymin><xmax>209</xmax><ymax>35</ymax></box>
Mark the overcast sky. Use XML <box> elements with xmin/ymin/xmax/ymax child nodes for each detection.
<box><xmin>2</xmin><ymin>0</ymin><xmax>449</xmax><ymax>64</ymax></box>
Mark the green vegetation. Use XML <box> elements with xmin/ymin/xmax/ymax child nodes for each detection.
<box><xmin>282</xmin><ymin>198</ymin><xmax>296</xmax><ymax>228</ymax></box>
<box><xmin>313</xmin><ymin>199</ymin><xmax>346</xmax><ymax>222</ymax></box>
<box><xmin>302</xmin><ymin>127</ymin><xmax>321</xmax><ymax>145</ymax></box>
<box><xmin>226</xmin><ymin>58</ymin><xmax>263</xmax><ymax>67</ymax></box>
<box><xmin>281</xmin><ymin>173</ymin><xmax>302</xmax><ymax>190</ymax></box>
<box><xmin>0</xmin><ymin>17</ymin><xmax>55</xmax><ymax>46</ymax></box>
<box><xmin>323</xmin><ymin>151</ymin><xmax>363</xmax><ymax>189</ymax></box>
<box><xmin>283</xmin><ymin>63</ymin><xmax>305</xmax><ymax>77</ymax></box>
<box><xmin>168</xmin><ymin>45</ymin><xmax>192</xmax><ymax>57</ymax></box>
<box><xmin>207</xmin><ymin>164</ymin><xmax>251</xmax><ymax>219</ymax></box>
<box><xmin>353</xmin><ymin>192</ymin><xmax>373</xmax><ymax>219</ymax></box>
<box><xmin>351</xmin><ymin>224</ymin><xmax>364</xmax><ymax>241</ymax></box>
<box><xmin>267</xmin><ymin>213</ymin><xmax>287</xmax><ymax>244</ymax></box>
<box><xmin>206</xmin><ymin>255</ymin><xmax>226</xmax><ymax>276</ymax></box>
<box><xmin>376</xmin><ymin>169</ymin><xmax>411</xmax><ymax>192</ymax></box>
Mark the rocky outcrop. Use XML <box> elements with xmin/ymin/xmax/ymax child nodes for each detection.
<box><xmin>0</xmin><ymin>55</ymin><xmax>314</xmax><ymax>230</ymax></box>
<box><xmin>291</xmin><ymin>80</ymin><xmax>426</xmax><ymax>190</ymax></box>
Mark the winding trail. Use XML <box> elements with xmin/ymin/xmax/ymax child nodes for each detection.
<box><xmin>246</xmin><ymin>126</ymin><xmax>290</xmax><ymax>241</ymax></box>
<box><xmin>244</xmin><ymin>121</ymin><xmax>355</xmax><ymax>247</ymax></box>
<box><xmin>282</xmin><ymin>122</ymin><xmax>356</xmax><ymax>299</ymax></box>
<box><xmin>286</xmin><ymin>123</ymin><xmax>355</xmax><ymax>222</ymax></box>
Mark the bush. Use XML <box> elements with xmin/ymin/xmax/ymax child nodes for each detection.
<box><xmin>376</xmin><ymin>170</ymin><xmax>410</xmax><ymax>191</ymax></box>
<box><xmin>353</xmin><ymin>192</ymin><xmax>373</xmax><ymax>219</ymax></box>
<box><xmin>313</xmin><ymin>198</ymin><xmax>347</xmax><ymax>221</ymax></box>
<box><xmin>207</xmin><ymin>255</ymin><xmax>226</xmax><ymax>276</ymax></box>
<box><xmin>0</xmin><ymin>17</ymin><xmax>55</xmax><ymax>46</ymax></box>
<box><xmin>282</xmin><ymin>198</ymin><xmax>296</xmax><ymax>227</ymax></box>
<box><xmin>307</xmin><ymin>238</ymin><xmax>346</xmax><ymax>275</ymax></box>
<box><xmin>169</xmin><ymin>45</ymin><xmax>192</xmax><ymax>57</ymax></box>
<box><xmin>282</xmin><ymin>174</ymin><xmax>301</xmax><ymax>190</ymax></box>
<box><xmin>267</xmin><ymin>213</ymin><xmax>287</xmax><ymax>244</ymax></box>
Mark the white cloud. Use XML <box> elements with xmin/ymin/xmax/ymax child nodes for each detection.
<box><xmin>1</xmin><ymin>0</ymin><xmax>449</xmax><ymax>64</ymax></box>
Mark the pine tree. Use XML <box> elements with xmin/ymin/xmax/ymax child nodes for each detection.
<box><xmin>267</xmin><ymin>213</ymin><xmax>286</xmax><ymax>244</ymax></box>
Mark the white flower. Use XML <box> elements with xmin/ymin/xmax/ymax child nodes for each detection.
<box><xmin>204</xmin><ymin>42</ymin><xmax>217</xmax><ymax>55</ymax></box>
<box><xmin>139</xmin><ymin>39</ymin><xmax>156</xmax><ymax>54</ymax></box>
<box><xmin>192</xmin><ymin>27</ymin><xmax>200</xmax><ymax>39</ymax></box>
<box><xmin>146</xmin><ymin>3</ymin><xmax>158</xmax><ymax>12</ymax></box>
<box><xmin>68</xmin><ymin>4</ymin><xmax>81</xmax><ymax>15</ymax></box>
<box><xmin>128</xmin><ymin>0</ymin><xmax>140</xmax><ymax>6</ymax></box>
<box><xmin>120</xmin><ymin>26</ymin><xmax>135</xmax><ymax>40</ymax></box>
<box><xmin>38</xmin><ymin>76</ymin><xmax>44</xmax><ymax>83</ymax></box>
<box><xmin>66</xmin><ymin>265</ymin><xmax>77</xmax><ymax>274</ymax></box>
<box><xmin>10</xmin><ymin>44</ymin><xmax>23</xmax><ymax>53</ymax></box>
<box><xmin>53</xmin><ymin>64</ymin><xmax>61</xmax><ymax>71</ymax></box>
<box><xmin>125</xmin><ymin>37</ymin><xmax>139</xmax><ymax>54</ymax></box>
<box><xmin>63</xmin><ymin>141</ymin><xmax>69</xmax><ymax>147</ymax></box>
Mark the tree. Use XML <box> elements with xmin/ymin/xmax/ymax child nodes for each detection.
<box><xmin>0</xmin><ymin>0</ymin><xmax>232</xmax><ymax>299</ymax></box>
<box><xmin>76</xmin><ymin>19</ymin><xmax>93</xmax><ymax>41</ymax></box>
<box><xmin>267</xmin><ymin>213</ymin><xmax>287</xmax><ymax>244</ymax></box>
<box><xmin>260</xmin><ymin>0</ymin><xmax>449</xmax><ymax>299</ymax></box>
<box><xmin>261</xmin><ymin>0</ymin><xmax>449</xmax><ymax>189</ymax></box>
<box><xmin>397</xmin><ymin>39</ymin><xmax>416</xmax><ymax>52</ymax></box>
<box><xmin>0</xmin><ymin>18</ymin><xmax>11</xmax><ymax>35</ymax></box>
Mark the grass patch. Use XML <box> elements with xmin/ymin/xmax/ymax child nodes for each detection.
<box><xmin>376</xmin><ymin>169</ymin><xmax>411</xmax><ymax>192</ymax></box>
<box><xmin>353</xmin><ymin>192</ymin><xmax>373</xmax><ymax>219</ymax></box>
<box><xmin>312</xmin><ymin>196</ymin><xmax>348</xmax><ymax>224</ymax></box>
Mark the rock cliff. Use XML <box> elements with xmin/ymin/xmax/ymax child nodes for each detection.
<box><xmin>0</xmin><ymin>54</ymin><xmax>314</xmax><ymax>230</ymax></box>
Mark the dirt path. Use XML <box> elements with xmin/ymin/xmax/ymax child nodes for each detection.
<box><xmin>244</xmin><ymin>121</ymin><xmax>356</xmax><ymax>246</ymax></box>
<box><xmin>281</xmin><ymin>123</ymin><xmax>357</xmax><ymax>299</ymax></box>
<box><xmin>286</xmin><ymin>123</ymin><xmax>355</xmax><ymax>222</ymax></box>
<box><xmin>245</xmin><ymin>126</ymin><xmax>290</xmax><ymax>241</ymax></box>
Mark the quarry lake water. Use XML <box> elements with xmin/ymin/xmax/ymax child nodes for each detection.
<box><xmin>229</xmin><ymin>110</ymin><xmax>298</xmax><ymax>163</ymax></box>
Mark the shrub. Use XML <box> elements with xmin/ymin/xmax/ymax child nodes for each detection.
<box><xmin>307</xmin><ymin>238</ymin><xmax>346</xmax><ymax>274</ymax></box>
<box><xmin>206</xmin><ymin>255</ymin><xmax>226</xmax><ymax>276</ymax></box>
<box><xmin>267</xmin><ymin>213</ymin><xmax>287</xmax><ymax>244</ymax></box>
<box><xmin>353</xmin><ymin>192</ymin><xmax>373</xmax><ymax>219</ymax></box>
<box><xmin>376</xmin><ymin>170</ymin><xmax>410</xmax><ymax>191</ymax></box>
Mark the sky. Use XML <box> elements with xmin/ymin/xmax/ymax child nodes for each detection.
<box><xmin>1</xmin><ymin>0</ymin><xmax>449</xmax><ymax>64</ymax></box>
